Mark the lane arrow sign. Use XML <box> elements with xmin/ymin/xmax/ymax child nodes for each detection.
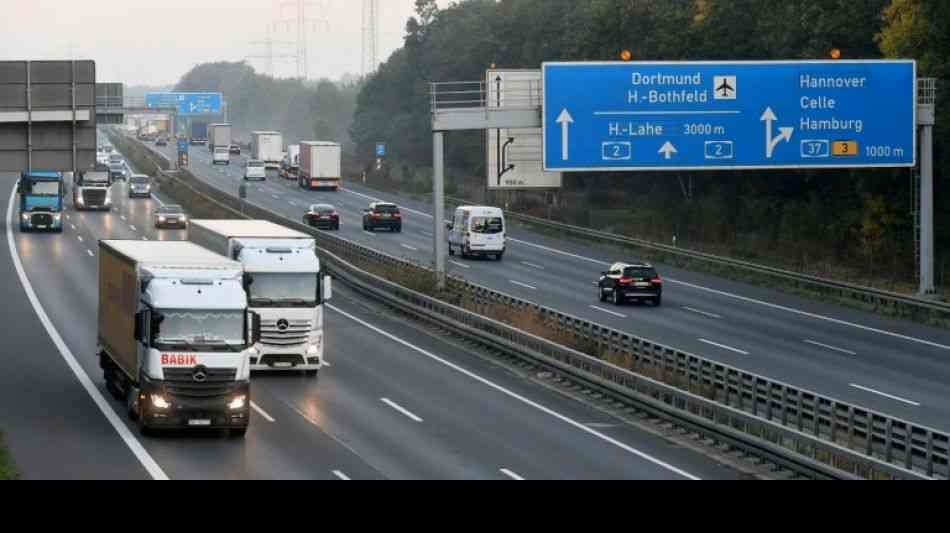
<box><xmin>658</xmin><ymin>141</ymin><xmax>678</xmax><ymax>160</ymax></box>
<box><xmin>761</xmin><ymin>107</ymin><xmax>794</xmax><ymax>158</ymax></box>
<box><xmin>556</xmin><ymin>109</ymin><xmax>574</xmax><ymax>161</ymax></box>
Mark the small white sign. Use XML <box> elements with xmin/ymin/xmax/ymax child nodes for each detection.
<box><xmin>714</xmin><ymin>76</ymin><xmax>737</xmax><ymax>100</ymax></box>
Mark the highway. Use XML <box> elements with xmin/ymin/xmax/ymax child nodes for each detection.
<box><xmin>152</xmin><ymin>139</ymin><xmax>950</xmax><ymax>433</ymax></box>
<box><xmin>2</xmin><ymin>137</ymin><xmax>740</xmax><ymax>479</ymax></box>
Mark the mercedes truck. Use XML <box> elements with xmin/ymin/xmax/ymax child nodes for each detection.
<box><xmin>72</xmin><ymin>165</ymin><xmax>113</xmax><ymax>211</ymax></box>
<box><xmin>250</xmin><ymin>131</ymin><xmax>283</xmax><ymax>170</ymax></box>
<box><xmin>188</xmin><ymin>220</ymin><xmax>331</xmax><ymax>376</ymax></box>
<box><xmin>98</xmin><ymin>240</ymin><xmax>261</xmax><ymax>437</ymax></box>
<box><xmin>18</xmin><ymin>171</ymin><xmax>65</xmax><ymax>233</ymax></box>
<box><xmin>299</xmin><ymin>141</ymin><xmax>342</xmax><ymax>191</ymax></box>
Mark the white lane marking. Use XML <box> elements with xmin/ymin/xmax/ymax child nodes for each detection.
<box><xmin>120</xmin><ymin>215</ymin><xmax>126</xmax><ymax>221</ymax></box>
<box><xmin>850</xmin><ymin>384</ymin><xmax>921</xmax><ymax>407</ymax></box>
<box><xmin>804</xmin><ymin>339</ymin><xmax>857</xmax><ymax>356</ymax></box>
<box><xmin>362</xmin><ymin>231</ymin><xmax>376</xmax><ymax>237</ymax></box>
<box><xmin>590</xmin><ymin>305</ymin><xmax>628</xmax><ymax>319</ymax></box>
<box><xmin>500</xmin><ymin>469</ymin><xmax>525</xmax><ymax>481</ymax></box>
<box><xmin>698</xmin><ymin>339</ymin><xmax>749</xmax><ymax>356</ymax></box>
<box><xmin>332</xmin><ymin>470</ymin><xmax>351</xmax><ymax>481</ymax></box>
<box><xmin>420</xmin><ymin>231</ymin><xmax>433</xmax><ymax>237</ymax></box>
<box><xmin>65</xmin><ymin>214</ymin><xmax>70</xmax><ymax>220</ymax></box>
<box><xmin>272</xmin><ymin>195</ymin><xmax>280</xmax><ymax>200</ymax></box>
<box><xmin>329</xmin><ymin>304</ymin><xmax>699</xmax><ymax>480</ymax></box>
<box><xmin>682</xmin><ymin>307</ymin><xmax>722</xmax><ymax>320</ymax></box>
<box><xmin>450</xmin><ymin>260</ymin><xmax>470</xmax><ymax>269</ymax></box>
<box><xmin>381</xmin><ymin>398</ymin><xmax>424</xmax><ymax>423</ymax></box>
<box><xmin>510</xmin><ymin>280</ymin><xmax>537</xmax><ymax>291</ymax></box>
<box><xmin>129</xmin><ymin>225</ymin><xmax>137</xmax><ymax>232</ymax></box>
<box><xmin>77</xmin><ymin>235</ymin><xmax>84</xmax><ymax>243</ymax></box>
<box><xmin>250</xmin><ymin>402</ymin><xmax>276</xmax><ymax>423</ymax></box>
<box><xmin>521</xmin><ymin>261</ymin><xmax>546</xmax><ymax>270</ymax></box>
<box><xmin>6</xmin><ymin>185</ymin><xmax>168</xmax><ymax>481</ymax></box>
<box><xmin>70</xmin><ymin>224</ymin><xmax>76</xmax><ymax>231</ymax></box>
<box><xmin>289</xmin><ymin>200</ymin><xmax>298</xmax><ymax>207</ymax></box>
<box><xmin>401</xmin><ymin>244</ymin><xmax>419</xmax><ymax>252</ymax></box>
<box><xmin>87</xmin><ymin>249</ymin><xmax>95</xmax><ymax>257</ymax></box>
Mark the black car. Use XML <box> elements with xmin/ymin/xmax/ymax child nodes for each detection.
<box><xmin>597</xmin><ymin>262</ymin><xmax>663</xmax><ymax>306</ymax></box>
<box><xmin>229</xmin><ymin>144</ymin><xmax>241</xmax><ymax>155</ymax></box>
<box><xmin>154</xmin><ymin>205</ymin><xmax>189</xmax><ymax>229</ymax></box>
<box><xmin>303</xmin><ymin>204</ymin><xmax>340</xmax><ymax>230</ymax></box>
<box><xmin>362</xmin><ymin>202</ymin><xmax>402</xmax><ymax>232</ymax></box>
<box><xmin>155</xmin><ymin>137</ymin><xmax>168</xmax><ymax>147</ymax></box>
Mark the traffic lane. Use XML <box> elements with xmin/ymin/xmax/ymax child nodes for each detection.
<box><xmin>1</xmin><ymin>180</ymin><xmax>149</xmax><ymax>480</ymax></box>
<box><xmin>262</xmin><ymin>295</ymin><xmax>735</xmax><ymax>480</ymax></box>
<box><xmin>30</xmin><ymin>162</ymin><xmax>383</xmax><ymax>480</ymax></box>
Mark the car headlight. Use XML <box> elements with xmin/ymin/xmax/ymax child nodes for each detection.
<box><xmin>228</xmin><ymin>395</ymin><xmax>247</xmax><ymax>411</ymax></box>
<box><xmin>150</xmin><ymin>394</ymin><xmax>171</xmax><ymax>409</ymax></box>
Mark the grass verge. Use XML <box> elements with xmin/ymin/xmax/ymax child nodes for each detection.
<box><xmin>0</xmin><ymin>433</ymin><xmax>18</xmax><ymax>480</ymax></box>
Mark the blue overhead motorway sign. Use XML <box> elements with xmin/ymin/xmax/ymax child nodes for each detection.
<box><xmin>542</xmin><ymin>61</ymin><xmax>917</xmax><ymax>172</ymax></box>
<box><xmin>145</xmin><ymin>92</ymin><xmax>223</xmax><ymax>115</ymax></box>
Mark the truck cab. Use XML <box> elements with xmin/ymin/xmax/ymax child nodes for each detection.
<box><xmin>73</xmin><ymin>165</ymin><xmax>113</xmax><ymax>211</ymax></box>
<box><xmin>189</xmin><ymin>220</ymin><xmax>331</xmax><ymax>375</ymax></box>
<box><xmin>18</xmin><ymin>171</ymin><xmax>65</xmax><ymax>233</ymax></box>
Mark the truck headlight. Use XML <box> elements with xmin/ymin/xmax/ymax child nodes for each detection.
<box><xmin>228</xmin><ymin>395</ymin><xmax>247</xmax><ymax>411</ymax></box>
<box><xmin>76</xmin><ymin>196</ymin><xmax>84</xmax><ymax>206</ymax></box>
<box><xmin>150</xmin><ymin>394</ymin><xmax>171</xmax><ymax>409</ymax></box>
<box><xmin>21</xmin><ymin>213</ymin><xmax>30</xmax><ymax>221</ymax></box>
<box><xmin>158</xmin><ymin>216</ymin><xmax>166</xmax><ymax>222</ymax></box>
<box><xmin>53</xmin><ymin>214</ymin><xmax>62</xmax><ymax>221</ymax></box>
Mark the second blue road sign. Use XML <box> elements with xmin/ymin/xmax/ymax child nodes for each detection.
<box><xmin>542</xmin><ymin>61</ymin><xmax>916</xmax><ymax>172</ymax></box>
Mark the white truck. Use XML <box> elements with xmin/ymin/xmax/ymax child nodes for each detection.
<box><xmin>251</xmin><ymin>131</ymin><xmax>284</xmax><ymax>170</ymax></box>
<box><xmin>188</xmin><ymin>220</ymin><xmax>331</xmax><ymax>375</ymax></box>
<box><xmin>280</xmin><ymin>144</ymin><xmax>301</xmax><ymax>180</ymax></box>
<box><xmin>98</xmin><ymin>240</ymin><xmax>260</xmax><ymax>437</ymax></box>
<box><xmin>208</xmin><ymin>123</ymin><xmax>233</xmax><ymax>165</ymax></box>
<box><xmin>298</xmin><ymin>141</ymin><xmax>342</xmax><ymax>192</ymax></box>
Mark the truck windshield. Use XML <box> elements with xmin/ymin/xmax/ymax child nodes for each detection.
<box><xmin>247</xmin><ymin>273</ymin><xmax>318</xmax><ymax>308</ymax></box>
<box><xmin>153</xmin><ymin>309</ymin><xmax>245</xmax><ymax>352</ymax></box>
<box><xmin>25</xmin><ymin>181</ymin><xmax>61</xmax><ymax>196</ymax></box>
<box><xmin>82</xmin><ymin>171</ymin><xmax>110</xmax><ymax>184</ymax></box>
<box><xmin>471</xmin><ymin>217</ymin><xmax>504</xmax><ymax>234</ymax></box>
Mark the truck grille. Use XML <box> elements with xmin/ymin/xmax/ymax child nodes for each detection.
<box><xmin>83</xmin><ymin>189</ymin><xmax>107</xmax><ymax>205</ymax></box>
<box><xmin>260</xmin><ymin>319</ymin><xmax>312</xmax><ymax>347</ymax></box>
<box><xmin>259</xmin><ymin>355</ymin><xmax>306</xmax><ymax>368</ymax></box>
<box><xmin>163</xmin><ymin>367</ymin><xmax>238</xmax><ymax>399</ymax></box>
<box><xmin>31</xmin><ymin>213</ymin><xmax>53</xmax><ymax>226</ymax></box>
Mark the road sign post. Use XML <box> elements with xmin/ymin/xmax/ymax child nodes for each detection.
<box><xmin>543</xmin><ymin>61</ymin><xmax>917</xmax><ymax>172</ymax></box>
<box><xmin>433</xmin><ymin>132</ymin><xmax>446</xmax><ymax>291</ymax></box>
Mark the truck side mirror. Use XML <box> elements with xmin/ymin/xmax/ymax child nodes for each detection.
<box><xmin>135</xmin><ymin>310</ymin><xmax>152</xmax><ymax>344</ymax></box>
<box><xmin>322</xmin><ymin>275</ymin><xmax>333</xmax><ymax>303</ymax></box>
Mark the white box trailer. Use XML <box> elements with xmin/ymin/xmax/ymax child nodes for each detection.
<box><xmin>188</xmin><ymin>220</ymin><xmax>332</xmax><ymax>374</ymax></box>
<box><xmin>208</xmin><ymin>123</ymin><xmax>232</xmax><ymax>151</ymax></box>
<box><xmin>298</xmin><ymin>141</ymin><xmax>342</xmax><ymax>191</ymax></box>
<box><xmin>251</xmin><ymin>131</ymin><xmax>284</xmax><ymax>169</ymax></box>
<box><xmin>97</xmin><ymin>240</ymin><xmax>258</xmax><ymax>436</ymax></box>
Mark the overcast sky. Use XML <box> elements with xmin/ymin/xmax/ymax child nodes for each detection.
<box><xmin>0</xmin><ymin>0</ymin><xmax>452</xmax><ymax>86</ymax></box>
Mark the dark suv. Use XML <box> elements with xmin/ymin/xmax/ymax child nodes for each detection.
<box><xmin>362</xmin><ymin>202</ymin><xmax>402</xmax><ymax>233</ymax></box>
<box><xmin>598</xmin><ymin>262</ymin><xmax>663</xmax><ymax>307</ymax></box>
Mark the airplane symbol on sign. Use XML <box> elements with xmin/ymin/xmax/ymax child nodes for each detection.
<box><xmin>714</xmin><ymin>76</ymin><xmax>737</xmax><ymax>100</ymax></box>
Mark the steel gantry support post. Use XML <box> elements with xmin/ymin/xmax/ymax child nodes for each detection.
<box><xmin>433</xmin><ymin>131</ymin><xmax>447</xmax><ymax>291</ymax></box>
<box><xmin>918</xmin><ymin>78</ymin><xmax>937</xmax><ymax>296</ymax></box>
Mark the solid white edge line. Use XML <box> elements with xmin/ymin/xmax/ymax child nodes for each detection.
<box><xmin>6</xmin><ymin>185</ymin><xmax>168</xmax><ymax>481</ymax></box>
<box><xmin>250</xmin><ymin>401</ymin><xmax>276</xmax><ymax>423</ymax></box>
<box><xmin>849</xmin><ymin>384</ymin><xmax>921</xmax><ymax>407</ymax></box>
<box><xmin>332</xmin><ymin>470</ymin><xmax>351</xmax><ymax>481</ymax></box>
<box><xmin>381</xmin><ymin>398</ymin><xmax>424</xmax><ymax>423</ymax></box>
<box><xmin>698</xmin><ymin>339</ymin><xmax>750</xmax><ymax>356</ymax></box>
<box><xmin>804</xmin><ymin>339</ymin><xmax>857</xmax><ymax>356</ymax></box>
<box><xmin>450</xmin><ymin>261</ymin><xmax>471</xmax><ymax>269</ymax></box>
<box><xmin>682</xmin><ymin>307</ymin><xmax>723</xmax><ymax>320</ymax></box>
<box><xmin>500</xmin><ymin>468</ymin><xmax>525</xmax><ymax>481</ymax></box>
<box><xmin>510</xmin><ymin>280</ymin><xmax>537</xmax><ymax>290</ymax></box>
<box><xmin>328</xmin><ymin>304</ymin><xmax>699</xmax><ymax>480</ymax></box>
<box><xmin>590</xmin><ymin>305</ymin><xmax>627</xmax><ymax>319</ymax></box>
<box><xmin>401</xmin><ymin>244</ymin><xmax>419</xmax><ymax>252</ymax></box>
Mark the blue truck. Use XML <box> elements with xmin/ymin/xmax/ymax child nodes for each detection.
<box><xmin>18</xmin><ymin>171</ymin><xmax>65</xmax><ymax>233</ymax></box>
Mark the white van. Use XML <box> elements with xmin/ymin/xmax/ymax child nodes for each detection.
<box><xmin>213</xmin><ymin>145</ymin><xmax>231</xmax><ymax>166</ymax></box>
<box><xmin>244</xmin><ymin>159</ymin><xmax>267</xmax><ymax>181</ymax></box>
<box><xmin>447</xmin><ymin>206</ymin><xmax>506</xmax><ymax>260</ymax></box>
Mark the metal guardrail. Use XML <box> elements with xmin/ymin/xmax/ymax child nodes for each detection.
<box><xmin>443</xmin><ymin>195</ymin><xmax>950</xmax><ymax>322</ymax></box>
<box><xmin>113</xmin><ymin>132</ymin><xmax>944</xmax><ymax>479</ymax></box>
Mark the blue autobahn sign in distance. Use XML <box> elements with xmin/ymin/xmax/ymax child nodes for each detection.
<box><xmin>542</xmin><ymin>61</ymin><xmax>916</xmax><ymax>172</ymax></box>
<box><xmin>376</xmin><ymin>143</ymin><xmax>386</xmax><ymax>157</ymax></box>
<box><xmin>145</xmin><ymin>92</ymin><xmax>223</xmax><ymax>115</ymax></box>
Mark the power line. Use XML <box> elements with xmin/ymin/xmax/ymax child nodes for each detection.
<box><xmin>247</xmin><ymin>29</ymin><xmax>297</xmax><ymax>78</ymax></box>
<box><xmin>273</xmin><ymin>0</ymin><xmax>329</xmax><ymax>80</ymax></box>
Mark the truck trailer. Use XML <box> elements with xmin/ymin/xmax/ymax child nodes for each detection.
<box><xmin>298</xmin><ymin>141</ymin><xmax>342</xmax><ymax>192</ymax></box>
<box><xmin>190</xmin><ymin>122</ymin><xmax>209</xmax><ymax>146</ymax></box>
<box><xmin>188</xmin><ymin>220</ymin><xmax>331</xmax><ymax>375</ymax></box>
<box><xmin>97</xmin><ymin>240</ymin><xmax>260</xmax><ymax>437</ymax></box>
<box><xmin>250</xmin><ymin>131</ymin><xmax>283</xmax><ymax>170</ymax></box>
<box><xmin>208</xmin><ymin>123</ymin><xmax>233</xmax><ymax>166</ymax></box>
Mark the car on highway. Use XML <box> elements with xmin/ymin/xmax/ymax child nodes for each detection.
<box><xmin>155</xmin><ymin>137</ymin><xmax>168</xmax><ymax>147</ymax></box>
<box><xmin>128</xmin><ymin>174</ymin><xmax>152</xmax><ymax>199</ymax></box>
<box><xmin>362</xmin><ymin>202</ymin><xmax>402</xmax><ymax>233</ymax></box>
<box><xmin>303</xmin><ymin>204</ymin><xmax>340</xmax><ymax>230</ymax></box>
<box><xmin>597</xmin><ymin>262</ymin><xmax>663</xmax><ymax>307</ymax></box>
<box><xmin>153</xmin><ymin>205</ymin><xmax>189</xmax><ymax>229</ymax></box>
<box><xmin>244</xmin><ymin>159</ymin><xmax>266</xmax><ymax>181</ymax></box>
<box><xmin>108</xmin><ymin>161</ymin><xmax>128</xmax><ymax>182</ymax></box>
<box><xmin>447</xmin><ymin>206</ymin><xmax>506</xmax><ymax>261</ymax></box>
<box><xmin>229</xmin><ymin>143</ymin><xmax>241</xmax><ymax>155</ymax></box>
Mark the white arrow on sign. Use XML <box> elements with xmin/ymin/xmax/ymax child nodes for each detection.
<box><xmin>761</xmin><ymin>107</ymin><xmax>794</xmax><ymax>159</ymax></box>
<box><xmin>658</xmin><ymin>141</ymin><xmax>678</xmax><ymax>160</ymax></box>
<box><xmin>556</xmin><ymin>109</ymin><xmax>574</xmax><ymax>161</ymax></box>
